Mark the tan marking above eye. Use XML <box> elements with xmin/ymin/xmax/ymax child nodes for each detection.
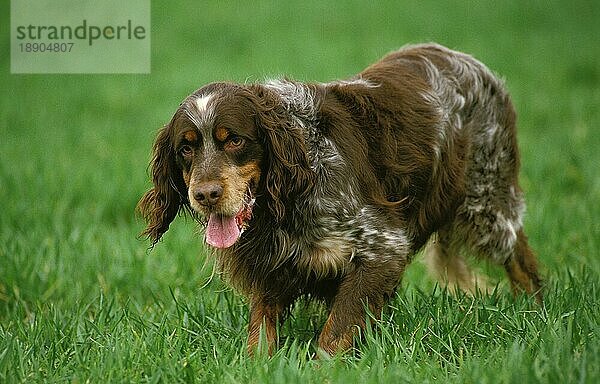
<box><xmin>215</xmin><ymin>127</ymin><xmax>229</xmax><ymax>142</ymax></box>
<box><xmin>183</xmin><ymin>130</ymin><xmax>198</xmax><ymax>143</ymax></box>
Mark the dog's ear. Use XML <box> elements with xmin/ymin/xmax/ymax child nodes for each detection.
<box><xmin>247</xmin><ymin>85</ymin><xmax>313</xmax><ymax>221</ymax></box>
<box><xmin>137</xmin><ymin>122</ymin><xmax>188</xmax><ymax>244</ymax></box>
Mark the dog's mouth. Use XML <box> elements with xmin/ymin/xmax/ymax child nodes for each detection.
<box><xmin>204</xmin><ymin>190</ymin><xmax>255</xmax><ymax>249</ymax></box>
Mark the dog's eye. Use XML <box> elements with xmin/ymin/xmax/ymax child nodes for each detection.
<box><xmin>179</xmin><ymin>145</ymin><xmax>193</xmax><ymax>157</ymax></box>
<box><xmin>225</xmin><ymin>136</ymin><xmax>245</xmax><ymax>151</ymax></box>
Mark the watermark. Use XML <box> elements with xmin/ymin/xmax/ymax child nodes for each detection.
<box><xmin>11</xmin><ymin>0</ymin><xmax>150</xmax><ymax>74</ymax></box>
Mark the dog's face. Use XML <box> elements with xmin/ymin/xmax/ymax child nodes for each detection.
<box><xmin>138</xmin><ymin>83</ymin><xmax>269</xmax><ymax>248</ymax></box>
<box><xmin>174</xmin><ymin>85</ymin><xmax>263</xmax><ymax>248</ymax></box>
<box><xmin>138</xmin><ymin>82</ymin><xmax>312</xmax><ymax>248</ymax></box>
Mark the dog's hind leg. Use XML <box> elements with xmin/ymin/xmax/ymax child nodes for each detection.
<box><xmin>503</xmin><ymin>228</ymin><xmax>543</xmax><ymax>303</ymax></box>
<box><xmin>423</xmin><ymin>228</ymin><xmax>490</xmax><ymax>295</ymax></box>
<box><xmin>450</xmin><ymin>188</ymin><xmax>543</xmax><ymax>303</ymax></box>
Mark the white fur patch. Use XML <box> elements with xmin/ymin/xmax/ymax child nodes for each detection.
<box><xmin>328</xmin><ymin>78</ymin><xmax>380</xmax><ymax>88</ymax></box>
<box><xmin>264</xmin><ymin>79</ymin><xmax>318</xmax><ymax>121</ymax></box>
<box><xmin>194</xmin><ymin>94</ymin><xmax>213</xmax><ymax>112</ymax></box>
<box><xmin>188</xmin><ymin>94</ymin><xmax>216</xmax><ymax>127</ymax></box>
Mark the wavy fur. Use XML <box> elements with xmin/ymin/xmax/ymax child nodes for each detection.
<box><xmin>138</xmin><ymin>43</ymin><xmax>542</xmax><ymax>356</ymax></box>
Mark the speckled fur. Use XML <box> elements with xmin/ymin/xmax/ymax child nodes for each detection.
<box><xmin>138</xmin><ymin>43</ymin><xmax>542</xmax><ymax>356</ymax></box>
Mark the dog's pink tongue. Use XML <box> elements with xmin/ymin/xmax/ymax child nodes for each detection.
<box><xmin>206</xmin><ymin>213</ymin><xmax>241</xmax><ymax>249</ymax></box>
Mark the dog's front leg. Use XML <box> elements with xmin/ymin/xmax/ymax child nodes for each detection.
<box><xmin>247</xmin><ymin>295</ymin><xmax>284</xmax><ymax>356</ymax></box>
<box><xmin>318</xmin><ymin>259</ymin><xmax>404</xmax><ymax>355</ymax></box>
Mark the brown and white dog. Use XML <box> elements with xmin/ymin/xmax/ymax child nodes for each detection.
<box><xmin>138</xmin><ymin>43</ymin><xmax>542</xmax><ymax>356</ymax></box>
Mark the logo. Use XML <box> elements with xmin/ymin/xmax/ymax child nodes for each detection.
<box><xmin>11</xmin><ymin>0</ymin><xmax>151</xmax><ymax>74</ymax></box>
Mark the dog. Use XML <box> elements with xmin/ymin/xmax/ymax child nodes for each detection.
<box><xmin>137</xmin><ymin>43</ymin><xmax>542</xmax><ymax>356</ymax></box>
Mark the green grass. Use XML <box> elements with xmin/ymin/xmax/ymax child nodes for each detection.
<box><xmin>1</xmin><ymin>0</ymin><xmax>599</xmax><ymax>382</ymax></box>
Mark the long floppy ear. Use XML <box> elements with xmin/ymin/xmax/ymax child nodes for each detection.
<box><xmin>136</xmin><ymin>123</ymin><xmax>188</xmax><ymax>244</ymax></box>
<box><xmin>247</xmin><ymin>85</ymin><xmax>314</xmax><ymax>221</ymax></box>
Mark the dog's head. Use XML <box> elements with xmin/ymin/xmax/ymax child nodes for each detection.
<box><xmin>137</xmin><ymin>82</ymin><xmax>312</xmax><ymax>248</ymax></box>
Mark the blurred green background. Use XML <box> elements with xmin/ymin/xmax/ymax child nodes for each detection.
<box><xmin>1</xmin><ymin>0</ymin><xmax>599</xmax><ymax>382</ymax></box>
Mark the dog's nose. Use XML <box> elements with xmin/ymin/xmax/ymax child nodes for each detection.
<box><xmin>193</xmin><ymin>183</ymin><xmax>224</xmax><ymax>207</ymax></box>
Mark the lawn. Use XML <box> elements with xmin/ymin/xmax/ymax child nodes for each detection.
<box><xmin>1</xmin><ymin>0</ymin><xmax>599</xmax><ymax>382</ymax></box>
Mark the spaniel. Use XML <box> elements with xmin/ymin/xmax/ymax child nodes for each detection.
<box><xmin>138</xmin><ymin>43</ymin><xmax>542</xmax><ymax>356</ymax></box>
